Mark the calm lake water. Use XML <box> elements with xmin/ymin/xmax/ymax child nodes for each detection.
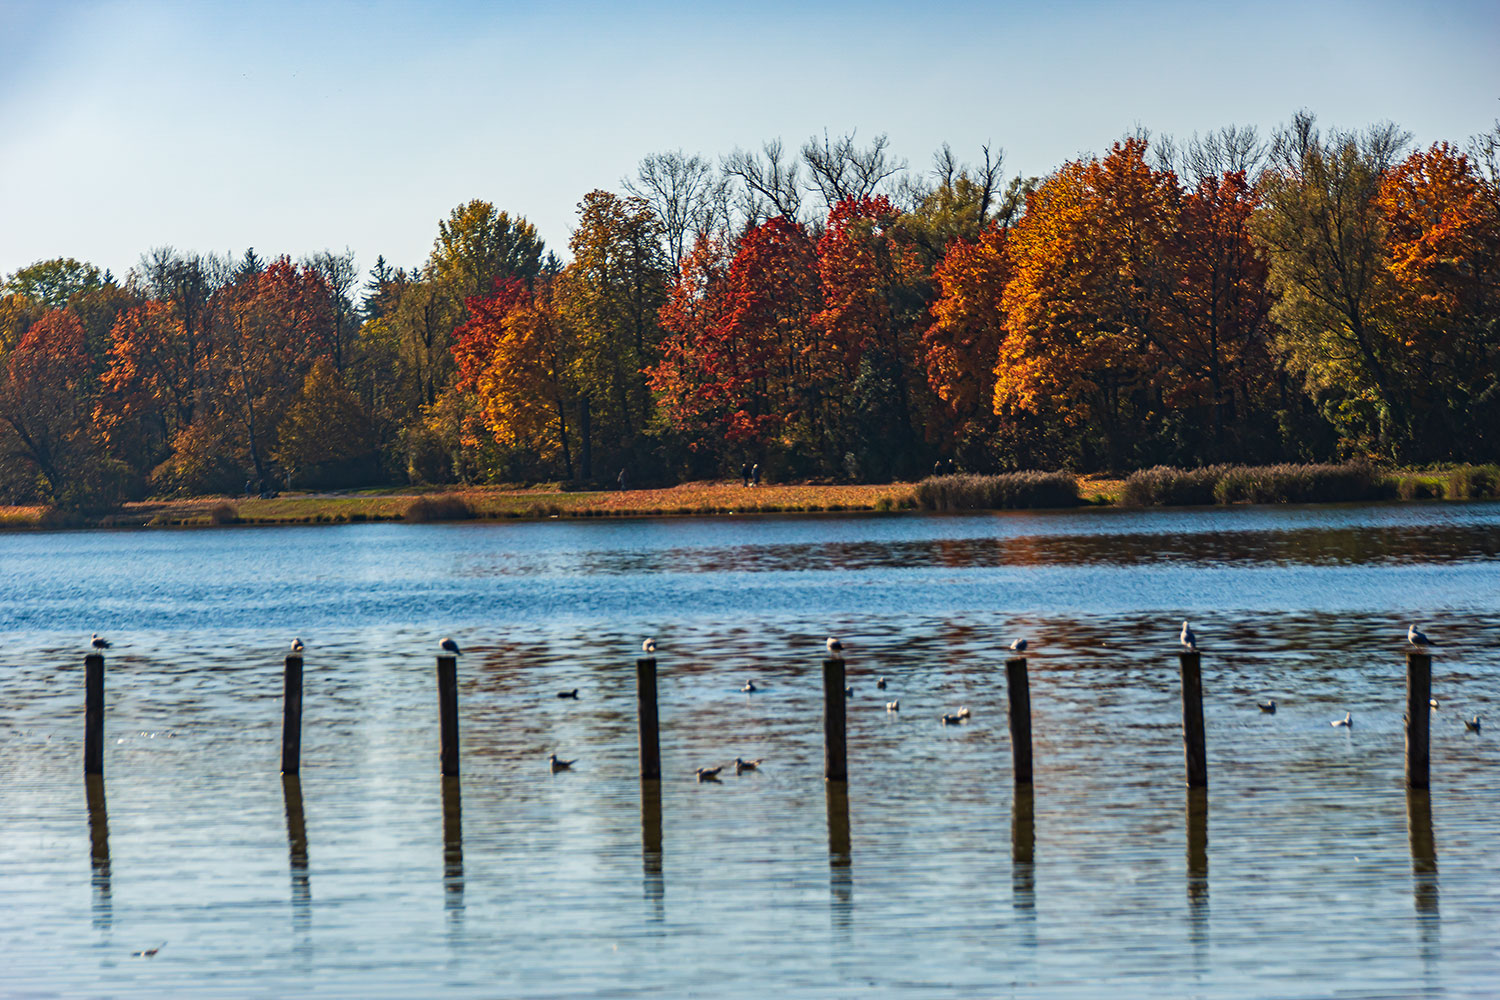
<box><xmin>2</xmin><ymin>503</ymin><xmax>1498</xmax><ymax>998</ymax></box>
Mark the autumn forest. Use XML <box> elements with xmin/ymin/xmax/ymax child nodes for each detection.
<box><xmin>3</xmin><ymin>113</ymin><xmax>1499</xmax><ymax>510</ymax></box>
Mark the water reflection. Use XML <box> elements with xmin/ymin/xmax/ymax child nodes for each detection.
<box><xmin>282</xmin><ymin>775</ymin><xmax>310</xmax><ymax>932</ymax></box>
<box><xmin>84</xmin><ymin>775</ymin><xmax>111</xmax><ymax>931</ymax></box>
<box><xmin>641</xmin><ymin>780</ymin><xmax>664</xmax><ymax>924</ymax></box>
<box><xmin>826</xmin><ymin>781</ymin><xmax>852</xmax><ymax>934</ymax></box>
<box><xmin>1407</xmin><ymin>789</ymin><xmax>1440</xmax><ymax>966</ymax></box>
<box><xmin>441</xmin><ymin>776</ymin><xmax>463</xmax><ymax>925</ymax></box>
<box><xmin>1011</xmin><ymin>787</ymin><xmax>1036</xmax><ymax>950</ymax></box>
<box><xmin>1185</xmin><ymin>788</ymin><xmax>1209</xmax><ymax>955</ymax></box>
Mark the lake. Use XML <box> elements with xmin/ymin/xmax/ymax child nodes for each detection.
<box><xmin>2</xmin><ymin>502</ymin><xmax>1498</xmax><ymax>997</ymax></box>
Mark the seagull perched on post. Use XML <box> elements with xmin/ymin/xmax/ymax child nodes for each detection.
<box><xmin>826</xmin><ymin>637</ymin><xmax>844</xmax><ymax>657</ymax></box>
<box><xmin>1180</xmin><ymin>622</ymin><xmax>1197</xmax><ymax>651</ymax></box>
<box><xmin>642</xmin><ymin>638</ymin><xmax>657</xmax><ymax>655</ymax></box>
<box><xmin>1332</xmin><ymin>712</ymin><xmax>1352</xmax><ymax>728</ymax></box>
<box><xmin>549</xmin><ymin>753</ymin><xmax>575</xmax><ymax>772</ymax></box>
<box><xmin>1010</xmin><ymin>638</ymin><xmax>1028</xmax><ymax>653</ymax></box>
<box><xmin>1407</xmin><ymin>625</ymin><xmax>1436</xmax><ymax>648</ymax></box>
<box><xmin>440</xmin><ymin>637</ymin><xmax>461</xmax><ymax>656</ymax></box>
<box><xmin>90</xmin><ymin>634</ymin><xmax>111</xmax><ymax>652</ymax></box>
<box><xmin>290</xmin><ymin>637</ymin><xmax>305</xmax><ymax>654</ymax></box>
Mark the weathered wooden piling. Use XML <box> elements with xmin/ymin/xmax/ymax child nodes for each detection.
<box><xmin>822</xmin><ymin>657</ymin><xmax>848</xmax><ymax>781</ymax></box>
<box><xmin>1005</xmin><ymin>656</ymin><xmax>1034</xmax><ymax>785</ymax></box>
<box><xmin>281</xmin><ymin>654</ymin><xmax>304</xmax><ymax>774</ymax></box>
<box><xmin>436</xmin><ymin>655</ymin><xmax>459</xmax><ymax>777</ymax></box>
<box><xmin>1179</xmin><ymin>651</ymin><xmax>1208</xmax><ymax>788</ymax></box>
<box><xmin>1406</xmin><ymin>651</ymin><xmax>1431</xmax><ymax>790</ymax></box>
<box><xmin>84</xmin><ymin>653</ymin><xmax>105</xmax><ymax>775</ymax></box>
<box><xmin>636</xmin><ymin>657</ymin><xmax>661</xmax><ymax>780</ymax></box>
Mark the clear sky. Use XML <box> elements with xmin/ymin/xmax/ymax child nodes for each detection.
<box><xmin>2</xmin><ymin>0</ymin><xmax>1497</xmax><ymax>282</ymax></box>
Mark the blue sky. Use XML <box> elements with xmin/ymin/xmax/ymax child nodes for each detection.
<box><xmin>2</xmin><ymin>0</ymin><xmax>1497</xmax><ymax>282</ymax></box>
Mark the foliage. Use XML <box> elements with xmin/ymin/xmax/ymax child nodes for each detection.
<box><xmin>912</xmin><ymin>471</ymin><xmax>1080</xmax><ymax>510</ymax></box>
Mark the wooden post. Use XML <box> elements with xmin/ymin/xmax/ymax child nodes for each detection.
<box><xmin>636</xmin><ymin>657</ymin><xmax>661</xmax><ymax>780</ymax></box>
<box><xmin>281</xmin><ymin>654</ymin><xmax>304</xmax><ymax>774</ymax></box>
<box><xmin>436</xmin><ymin>655</ymin><xmax>459</xmax><ymax>777</ymax></box>
<box><xmin>1005</xmin><ymin>657</ymin><xmax>1033</xmax><ymax>786</ymax></box>
<box><xmin>1406</xmin><ymin>651</ymin><xmax>1431</xmax><ymax>790</ymax></box>
<box><xmin>84</xmin><ymin>653</ymin><xmax>105</xmax><ymax>775</ymax></box>
<box><xmin>822</xmin><ymin>658</ymin><xmax>847</xmax><ymax>781</ymax></box>
<box><xmin>441</xmin><ymin>774</ymin><xmax>463</xmax><ymax>910</ymax></box>
<box><xmin>1179</xmin><ymin>651</ymin><xmax>1208</xmax><ymax>789</ymax></box>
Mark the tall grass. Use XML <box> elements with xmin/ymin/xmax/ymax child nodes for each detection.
<box><xmin>1445</xmin><ymin>464</ymin><xmax>1500</xmax><ymax>499</ymax></box>
<box><xmin>404</xmin><ymin>494</ymin><xmax>476</xmax><ymax>522</ymax></box>
<box><xmin>913</xmin><ymin>472</ymin><xmax>1080</xmax><ymax>511</ymax></box>
<box><xmin>1123</xmin><ymin>462</ymin><xmax>1384</xmax><ymax>505</ymax></box>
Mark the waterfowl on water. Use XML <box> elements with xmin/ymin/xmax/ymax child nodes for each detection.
<box><xmin>1408</xmin><ymin>625</ymin><xmax>1436</xmax><ymax>648</ymax></box>
<box><xmin>876</xmin><ymin>677</ymin><xmax>887</xmax><ymax>689</ymax></box>
<box><xmin>696</xmin><ymin>766</ymin><xmax>724</xmax><ymax>781</ymax></box>
<box><xmin>1465</xmin><ymin>715</ymin><xmax>1481</xmax><ymax>733</ymax></box>
<box><xmin>734</xmin><ymin>757</ymin><xmax>763</xmax><ymax>773</ymax></box>
<box><xmin>844</xmin><ymin>686</ymin><xmax>854</xmax><ymax>698</ymax></box>
<box><xmin>1258</xmin><ymin>699</ymin><xmax>1277</xmax><ymax>714</ymax></box>
<box><xmin>549</xmin><ymin>753</ymin><xmax>575</xmax><ymax>772</ymax></box>
<box><xmin>440</xmin><ymin>637</ymin><xmax>461</xmax><ymax>656</ymax></box>
<box><xmin>290</xmin><ymin>637</ymin><xmax>305</xmax><ymax>654</ymax></box>
<box><xmin>941</xmin><ymin>711</ymin><xmax>965</xmax><ymax>725</ymax></box>
<box><xmin>91</xmin><ymin>634</ymin><xmax>111</xmax><ymax>651</ymax></box>
<box><xmin>1180</xmin><ymin>622</ymin><xmax>1197</xmax><ymax>651</ymax></box>
<box><xmin>1332</xmin><ymin>712</ymin><xmax>1352</xmax><ymax>728</ymax></box>
<box><xmin>741</xmin><ymin>680</ymin><xmax>757</xmax><ymax>693</ymax></box>
<box><xmin>1430</xmin><ymin>698</ymin><xmax>1439</xmax><ymax>710</ymax></box>
<box><xmin>557</xmin><ymin>689</ymin><xmax>579</xmax><ymax>699</ymax></box>
<box><xmin>886</xmin><ymin>700</ymin><xmax>900</xmax><ymax>712</ymax></box>
<box><xmin>642</xmin><ymin>637</ymin><xmax>657</xmax><ymax>655</ymax></box>
<box><xmin>1010</xmin><ymin>638</ymin><xmax>1028</xmax><ymax>652</ymax></box>
<box><xmin>826</xmin><ymin>637</ymin><xmax>844</xmax><ymax>657</ymax></box>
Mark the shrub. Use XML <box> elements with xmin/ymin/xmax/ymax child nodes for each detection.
<box><xmin>207</xmin><ymin>503</ymin><xmax>239</xmax><ymax>525</ymax></box>
<box><xmin>1121</xmin><ymin>466</ymin><xmax>1227</xmax><ymax>506</ymax></box>
<box><xmin>1213</xmin><ymin>462</ymin><xmax>1382</xmax><ymax>504</ymax></box>
<box><xmin>404</xmin><ymin>494</ymin><xmax>476</xmax><ymax>522</ymax></box>
<box><xmin>913</xmin><ymin>472</ymin><xmax>1080</xmax><ymax>511</ymax></box>
<box><xmin>1447</xmin><ymin>464</ymin><xmax>1500</xmax><ymax>499</ymax></box>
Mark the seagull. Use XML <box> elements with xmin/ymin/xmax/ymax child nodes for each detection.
<box><xmin>90</xmin><ymin>634</ymin><xmax>111</xmax><ymax>651</ymax></box>
<box><xmin>642</xmin><ymin>638</ymin><xmax>657</xmax><ymax>655</ymax></box>
<box><xmin>696</xmin><ymin>766</ymin><xmax>724</xmax><ymax>781</ymax></box>
<box><xmin>1332</xmin><ymin>712</ymin><xmax>1352</xmax><ymax>728</ymax></box>
<box><xmin>941</xmin><ymin>711</ymin><xmax>966</xmax><ymax>725</ymax></box>
<box><xmin>440</xmin><ymin>637</ymin><xmax>461</xmax><ymax>656</ymax></box>
<box><xmin>1464</xmin><ymin>715</ymin><xmax>1481</xmax><ymax>733</ymax></box>
<box><xmin>131</xmin><ymin>942</ymin><xmax>166</xmax><ymax>958</ymax></box>
<box><xmin>876</xmin><ymin>677</ymin><xmax>887</xmax><ymax>689</ymax></box>
<box><xmin>844</xmin><ymin>685</ymin><xmax>853</xmax><ymax>698</ymax></box>
<box><xmin>957</xmin><ymin>706</ymin><xmax>971</xmax><ymax>719</ymax></box>
<box><xmin>1408</xmin><ymin>625</ymin><xmax>1436</xmax><ymax>648</ymax></box>
<box><xmin>556</xmin><ymin>689</ymin><xmax>579</xmax><ymax>699</ymax></box>
<box><xmin>290</xmin><ymin>637</ymin><xmax>305</xmax><ymax>654</ymax></box>
<box><xmin>886</xmin><ymin>700</ymin><xmax>900</xmax><ymax>712</ymax></box>
<box><xmin>1430</xmin><ymin>697</ymin><xmax>1439</xmax><ymax>710</ymax></box>
<box><xmin>741</xmin><ymin>680</ymin><xmax>757</xmax><ymax>693</ymax></box>
<box><xmin>549</xmin><ymin>753</ymin><xmax>575</xmax><ymax>772</ymax></box>
<box><xmin>1180</xmin><ymin>622</ymin><xmax>1197</xmax><ymax>651</ymax></box>
<box><xmin>1010</xmin><ymin>638</ymin><xmax>1028</xmax><ymax>652</ymax></box>
<box><xmin>826</xmin><ymin>637</ymin><xmax>844</xmax><ymax>657</ymax></box>
<box><xmin>1258</xmin><ymin>699</ymin><xmax>1277</xmax><ymax>714</ymax></box>
<box><xmin>734</xmin><ymin>757</ymin><xmax>763</xmax><ymax>773</ymax></box>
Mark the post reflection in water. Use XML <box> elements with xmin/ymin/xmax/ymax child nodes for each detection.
<box><xmin>825</xmin><ymin>781</ymin><xmax>852</xmax><ymax>934</ymax></box>
<box><xmin>282</xmin><ymin>775</ymin><xmax>311</xmax><ymax>932</ymax></box>
<box><xmin>640</xmin><ymin>780</ymin><xmax>664</xmax><ymax>925</ymax></box>
<box><xmin>1406</xmin><ymin>789</ymin><xmax>1440</xmax><ymax>965</ymax></box>
<box><xmin>1185</xmin><ymin>788</ymin><xmax>1209</xmax><ymax>955</ymax></box>
<box><xmin>84</xmin><ymin>775</ymin><xmax>111</xmax><ymax>931</ymax></box>
<box><xmin>1011</xmin><ymin>786</ymin><xmax>1036</xmax><ymax>949</ymax></box>
<box><xmin>441</xmin><ymin>776</ymin><xmax>464</xmax><ymax>925</ymax></box>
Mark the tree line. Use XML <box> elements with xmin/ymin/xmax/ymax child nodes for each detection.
<box><xmin>2</xmin><ymin>113</ymin><xmax>1498</xmax><ymax>509</ymax></box>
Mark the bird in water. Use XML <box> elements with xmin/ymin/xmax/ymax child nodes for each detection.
<box><xmin>440</xmin><ymin>637</ymin><xmax>461</xmax><ymax>656</ymax></box>
<box><xmin>1332</xmin><ymin>712</ymin><xmax>1353</xmax><ymax>728</ymax></box>
<box><xmin>1258</xmin><ymin>699</ymin><xmax>1277</xmax><ymax>714</ymax></box>
<box><xmin>131</xmin><ymin>942</ymin><xmax>166</xmax><ymax>958</ymax></box>
<box><xmin>886</xmin><ymin>700</ymin><xmax>900</xmax><ymax>712</ymax></box>
<box><xmin>844</xmin><ymin>685</ymin><xmax>853</xmax><ymax>698</ymax></box>
<box><xmin>734</xmin><ymin>757</ymin><xmax>763</xmax><ymax>773</ymax></box>
<box><xmin>696</xmin><ymin>765</ymin><xmax>724</xmax><ymax>781</ymax></box>
<box><xmin>549</xmin><ymin>753</ymin><xmax>575</xmax><ymax>772</ymax></box>
<box><xmin>557</xmin><ymin>689</ymin><xmax>579</xmax><ymax>699</ymax></box>
<box><xmin>941</xmin><ymin>709</ymin><xmax>969</xmax><ymax>725</ymax></box>
<box><xmin>1010</xmin><ymin>638</ymin><xmax>1028</xmax><ymax>652</ymax></box>
<box><xmin>1180</xmin><ymin>622</ymin><xmax>1197</xmax><ymax>651</ymax></box>
<box><xmin>91</xmin><ymin>634</ymin><xmax>111</xmax><ymax>651</ymax></box>
<box><xmin>642</xmin><ymin>637</ymin><xmax>657</xmax><ymax>655</ymax></box>
<box><xmin>957</xmin><ymin>706</ymin><xmax>971</xmax><ymax>720</ymax></box>
<box><xmin>1465</xmin><ymin>715</ymin><xmax>1481</xmax><ymax>733</ymax></box>
<box><xmin>826</xmin><ymin>637</ymin><xmax>844</xmax><ymax>657</ymax></box>
<box><xmin>876</xmin><ymin>677</ymin><xmax>887</xmax><ymax>689</ymax></box>
<box><xmin>1408</xmin><ymin>625</ymin><xmax>1436</xmax><ymax>648</ymax></box>
<box><xmin>290</xmin><ymin>637</ymin><xmax>305</xmax><ymax>654</ymax></box>
<box><xmin>1430</xmin><ymin>698</ymin><xmax>1439</xmax><ymax>711</ymax></box>
<box><xmin>741</xmin><ymin>680</ymin><xmax>757</xmax><ymax>693</ymax></box>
